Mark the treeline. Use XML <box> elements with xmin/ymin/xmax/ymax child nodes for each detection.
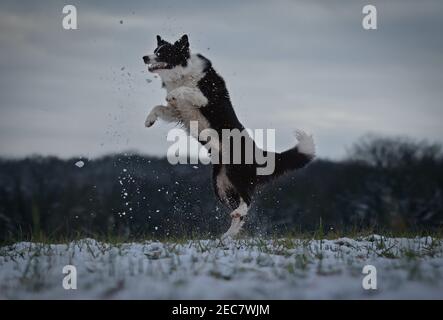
<box><xmin>0</xmin><ymin>136</ymin><xmax>442</xmax><ymax>240</ymax></box>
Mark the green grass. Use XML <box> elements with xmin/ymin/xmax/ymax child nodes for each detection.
<box><xmin>1</xmin><ymin>225</ymin><xmax>443</xmax><ymax>247</ymax></box>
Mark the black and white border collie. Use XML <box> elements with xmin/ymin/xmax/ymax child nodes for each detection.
<box><xmin>143</xmin><ymin>34</ymin><xmax>315</xmax><ymax>239</ymax></box>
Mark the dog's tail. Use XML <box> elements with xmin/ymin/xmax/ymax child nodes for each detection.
<box><xmin>261</xmin><ymin>130</ymin><xmax>315</xmax><ymax>181</ymax></box>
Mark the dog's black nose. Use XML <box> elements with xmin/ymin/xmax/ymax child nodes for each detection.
<box><xmin>143</xmin><ymin>56</ymin><xmax>150</xmax><ymax>64</ymax></box>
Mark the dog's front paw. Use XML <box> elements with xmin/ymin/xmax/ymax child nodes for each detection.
<box><xmin>166</xmin><ymin>90</ymin><xmax>181</xmax><ymax>107</ymax></box>
<box><xmin>145</xmin><ymin>110</ymin><xmax>158</xmax><ymax>127</ymax></box>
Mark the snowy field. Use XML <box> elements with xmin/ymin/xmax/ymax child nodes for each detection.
<box><xmin>1</xmin><ymin>235</ymin><xmax>443</xmax><ymax>299</ymax></box>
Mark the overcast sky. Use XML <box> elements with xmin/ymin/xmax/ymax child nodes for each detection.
<box><xmin>0</xmin><ymin>0</ymin><xmax>442</xmax><ymax>160</ymax></box>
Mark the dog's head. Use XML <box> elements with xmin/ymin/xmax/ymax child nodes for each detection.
<box><xmin>142</xmin><ymin>34</ymin><xmax>190</xmax><ymax>73</ymax></box>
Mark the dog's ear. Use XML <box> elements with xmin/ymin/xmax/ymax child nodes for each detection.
<box><xmin>156</xmin><ymin>35</ymin><xmax>163</xmax><ymax>45</ymax></box>
<box><xmin>175</xmin><ymin>34</ymin><xmax>189</xmax><ymax>51</ymax></box>
<box><xmin>180</xmin><ymin>34</ymin><xmax>189</xmax><ymax>45</ymax></box>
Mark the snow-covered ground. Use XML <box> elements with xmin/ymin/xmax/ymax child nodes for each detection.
<box><xmin>1</xmin><ymin>235</ymin><xmax>443</xmax><ymax>299</ymax></box>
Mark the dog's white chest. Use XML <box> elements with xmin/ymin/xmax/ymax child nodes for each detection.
<box><xmin>158</xmin><ymin>54</ymin><xmax>211</xmax><ymax>138</ymax></box>
<box><xmin>165</xmin><ymin>85</ymin><xmax>210</xmax><ymax>135</ymax></box>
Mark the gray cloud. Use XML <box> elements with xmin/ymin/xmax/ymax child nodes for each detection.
<box><xmin>0</xmin><ymin>0</ymin><xmax>442</xmax><ymax>160</ymax></box>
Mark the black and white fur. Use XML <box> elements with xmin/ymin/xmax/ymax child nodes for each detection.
<box><xmin>143</xmin><ymin>35</ymin><xmax>315</xmax><ymax>239</ymax></box>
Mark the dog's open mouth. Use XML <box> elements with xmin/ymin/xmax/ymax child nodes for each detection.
<box><xmin>147</xmin><ymin>62</ymin><xmax>171</xmax><ymax>72</ymax></box>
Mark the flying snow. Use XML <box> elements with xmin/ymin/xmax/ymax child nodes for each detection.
<box><xmin>74</xmin><ymin>160</ymin><xmax>85</xmax><ymax>168</ymax></box>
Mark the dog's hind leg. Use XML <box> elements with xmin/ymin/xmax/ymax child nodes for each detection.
<box><xmin>222</xmin><ymin>199</ymin><xmax>249</xmax><ymax>240</ymax></box>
